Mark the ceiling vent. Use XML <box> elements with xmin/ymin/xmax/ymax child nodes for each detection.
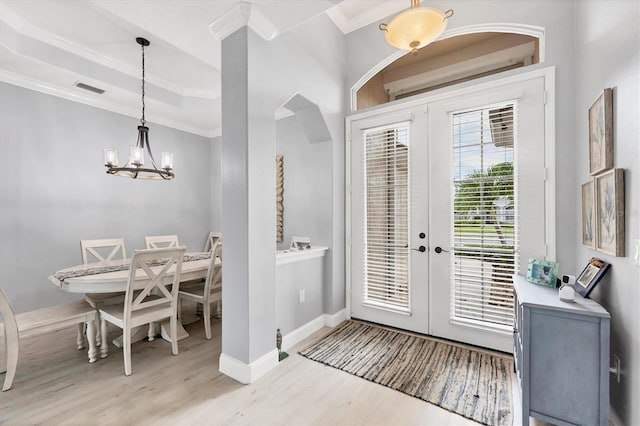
<box><xmin>74</xmin><ymin>82</ymin><xmax>105</xmax><ymax>94</ymax></box>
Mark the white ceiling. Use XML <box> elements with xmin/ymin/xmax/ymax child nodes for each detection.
<box><xmin>0</xmin><ymin>0</ymin><xmax>410</xmax><ymax>137</ymax></box>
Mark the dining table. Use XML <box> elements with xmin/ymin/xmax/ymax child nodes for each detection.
<box><xmin>48</xmin><ymin>252</ymin><xmax>214</xmax><ymax>358</ymax></box>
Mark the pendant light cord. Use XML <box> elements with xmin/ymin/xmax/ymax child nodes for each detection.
<box><xmin>140</xmin><ymin>42</ymin><xmax>146</xmax><ymax>126</ymax></box>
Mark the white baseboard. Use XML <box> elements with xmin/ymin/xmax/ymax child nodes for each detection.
<box><xmin>324</xmin><ymin>308</ymin><xmax>348</xmax><ymax>327</ymax></box>
<box><xmin>282</xmin><ymin>309</ymin><xmax>347</xmax><ymax>351</ymax></box>
<box><xmin>219</xmin><ymin>349</ymin><xmax>279</xmax><ymax>384</ymax></box>
<box><xmin>219</xmin><ymin>308</ymin><xmax>347</xmax><ymax>384</ymax></box>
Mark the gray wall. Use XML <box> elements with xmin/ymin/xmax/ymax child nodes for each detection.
<box><xmin>220</xmin><ymin>12</ymin><xmax>346</xmax><ymax>364</ymax></box>
<box><xmin>0</xmin><ymin>82</ymin><xmax>213</xmax><ymax>313</ymax></box>
<box><xmin>574</xmin><ymin>2</ymin><xmax>640</xmax><ymax>425</ymax></box>
<box><xmin>210</xmin><ymin>135</ymin><xmax>222</xmax><ymax>232</ymax></box>
<box><xmin>276</xmin><ymin>116</ymin><xmax>332</xmax><ymax>252</ymax></box>
<box><xmin>275</xmin><ymin>116</ymin><xmax>332</xmax><ymax>333</ymax></box>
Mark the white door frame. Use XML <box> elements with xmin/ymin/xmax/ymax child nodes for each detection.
<box><xmin>346</xmin><ymin>66</ymin><xmax>556</xmax><ymax>326</ymax></box>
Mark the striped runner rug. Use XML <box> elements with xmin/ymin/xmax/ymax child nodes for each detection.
<box><xmin>299</xmin><ymin>320</ymin><xmax>513</xmax><ymax>426</ymax></box>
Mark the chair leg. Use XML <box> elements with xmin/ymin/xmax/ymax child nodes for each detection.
<box><xmin>85</xmin><ymin>320</ymin><xmax>98</xmax><ymax>363</ymax></box>
<box><xmin>95</xmin><ymin>311</ymin><xmax>102</xmax><ymax>347</ymax></box>
<box><xmin>1</xmin><ymin>330</ymin><xmax>7</xmax><ymax>374</ymax></box>
<box><xmin>100</xmin><ymin>319</ymin><xmax>109</xmax><ymax>359</ymax></box>
<box><xmin>215</xmin><ymin>301</ymin><xmax>222</xmax><ymax>319</ymax></box>
<box><xmin>203</xmin><ymin>302</ymin><xmax>212</xmax><ymax>340</ymax></box>
<box><xmin>2</xmin><ymin>327</ymin><xmax>18</xmax><ymax>391</ymax></box>
<box><xmin>147</xmin><ymin>323</ymin><xmax>155</xmax><ymax>341</ymax></box>
<box><xmin>170</xmin><ymin>315</ymin><xmax>178</xmax><ymax>356</ymax></box>
<box><xmin>76</xmin><ymin>323</ymin><xmax>85</xmax><ymax>350</ymax></box>
<box><xmin>123</xmin><ymin>328</ymin><xmax>132</xmax><ymax>376</ymax></box>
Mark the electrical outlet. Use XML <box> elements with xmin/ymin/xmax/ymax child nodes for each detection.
<box><xmin>298</xmin><ymin>289</ymin><xmax>305</xmax><ymax>304</ymax></box>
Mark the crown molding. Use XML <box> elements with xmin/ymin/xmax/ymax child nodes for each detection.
<box><xmin>325</xmin><ymin>1</ymin><xmax>407</xmax><ymax>35</ymax></box>
<box><xmin>0</xmin><ymin>70</ymin><xmax>217</xmax><ymax>139</ymax></box>
<box><xmin>208</xmin><ymin>1</ymin><xmax>279</xmax><ymax>41</ymax></box>
<box><xmin>0</xmin><ymin>3</ymin><xmax>213</xmax><ymax>99</ymax></box>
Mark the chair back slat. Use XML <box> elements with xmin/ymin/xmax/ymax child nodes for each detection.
<box><xmin>144</xmin><ymin>235</ymin><xmax>179</xmax><ymax>249</ymax></box>
<box><xmin>124</xmin><ymin>247</ymin><xmax>185</xmax><ymax>327</ymax></box>
<box><xmin>204</xmin><ymin>241</ymin><xmax>223</xmax><ymax>297</ymax></box>
<box><xmin>204</xmin><ymin>232</ymin><xmax>222</xmax><ymax>253</ymax></box>
<box><xmin>80</xmin><ymin>238</ymin><xmax>127</xmax><ymax>264</ymax></box>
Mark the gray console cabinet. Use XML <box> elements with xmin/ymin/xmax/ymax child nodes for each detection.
<box><xmin>512</xmin><ymin>275</ymin><xmax>610</xmax><ymax>426</ymax></box>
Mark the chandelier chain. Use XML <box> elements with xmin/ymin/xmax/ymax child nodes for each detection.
<box><xmin>141</xmin><ymin>42</ymin><xmax>146</xmax><ymax>126</ymax></box>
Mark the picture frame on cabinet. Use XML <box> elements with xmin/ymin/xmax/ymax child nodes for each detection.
<box><xmin>595</xmin><ymin>168</ymin><xmax>625</xmax><ymax>256</ymax></box>
<box><xmin>588</xmin><ymin>88</ymin><xmax>613</xmax><ymax>176</ymax></box>
<box><xmin>581</xmin><ymin>180</ymin><xmax>596</xmax><ymax>249</ymax></box>
<box><xmin>526</xmin><ymin>258</ymin><xmax>559</xmax><ymax>287</ymax></box>
<box><xmin>575</xmin><ymin>257</ymin><xmax>611</xmax><ymax>297</ymax></box>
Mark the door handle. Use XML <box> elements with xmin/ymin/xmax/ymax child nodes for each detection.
<box><xmin>434</xmin><ymin>246</ymin><xmax>449</xmax><ymax>253</ymax></box>
<box><xmin>412</xmin><ymin>246</ymin><xmax>426</xmax><ymax>252</ymax></box>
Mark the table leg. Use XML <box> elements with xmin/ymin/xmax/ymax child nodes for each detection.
<box><xmin>112</xmin><ymin>326</ymin><xmax>148</xmax><ymax>348</ymax></box>
<box><xmin>160</xmin><ymin>320</ymin><xmax>189</xmax><ymax>342</ymax></box>
<box><xmin>86</xmin><ymin>320</ymin><xmax>97</xmax><ymax>363</ymax></box>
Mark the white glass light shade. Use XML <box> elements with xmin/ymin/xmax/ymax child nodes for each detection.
<box><xmin>104</xmin><ymin>148</ymin><xmax>118</xmax><ymax>166</ymax></box>
<box><xmin>383</xmin><ymin>7</ymin><xmax>448</xmax><ymax>53</ymax></box>
<box><xmin>130</xmin><ymin>146</ymin><xmax>144</xmax><ymax>167</ymax></box>
<box><xmin>161</xmin><ymin>152</ymin><xmax>174</xmax><ymax>170</ymax></box>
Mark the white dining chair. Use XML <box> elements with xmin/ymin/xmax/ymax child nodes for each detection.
<box><xmin>0</xmin><ymin>289</ymin><xmax>98</xmax><ymax>391</ymax></box>
<box><xmin>178</xmin><ymin>241</ymin><xmax>222</xmax><ymax>339</ymax></box>
<box><xmin>144</xmin><ymin>235</ymin><xmax>179</xmax><ymax>249</ymax></box>
<box><xmin>203</xmin><ymin>232</ymin><xmax>222</xmax><ymax>253</ymax></box>
<box><xmin>98</xmin><ymin>246</ymin><xmax>186</xmax><ymax>376</ymax></box>
<box><xmin>80</xmin><ymin>238</ymin><xmax>128</xmax><ymax>349</ymax></box>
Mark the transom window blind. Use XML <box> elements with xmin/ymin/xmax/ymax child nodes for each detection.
<box><xmin>451</xmin><ymin>103</ymin><xmax>518</xmax><ymax>328</ymax></box>
<box><xmin>363</xmin><ymin>122</ymin><xmax>410</xmax><ymax>310</ymax></box>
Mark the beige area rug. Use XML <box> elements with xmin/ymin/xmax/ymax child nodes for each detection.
<box><xmin>299</xmin><ymin>320</ymin><xmax>513</xmax><ymax>426</ymax></box>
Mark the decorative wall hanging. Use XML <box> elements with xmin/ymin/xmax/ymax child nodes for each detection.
<box><xmin>581</xmin><ymin>180</ymin><xmax>595</xmax><ymax>249</ymax></box>
<box><xmin>276</xmin><ymin>155</ymin><xmax>284</xmax><ymax>242</ymax></box>
<box><xmin>588</xmin><ymin>88</ymin><xmax>613</xmax><ymax>176</ymax></box>
<box><xmin>595</xmin><ymin>168</ymin><xmax>625</xmax><ymax>256</ymax></box>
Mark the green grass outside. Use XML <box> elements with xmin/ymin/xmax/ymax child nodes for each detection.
<box><xmin>453</xmin><ymin>224</ymin><xmax>514</xmax><ymax>235</ymax></box>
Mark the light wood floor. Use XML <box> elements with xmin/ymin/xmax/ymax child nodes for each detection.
<box><xmin>2</xmin><ymin>310</ymin><xmax>527</xmax><ymax>425</ymax></box>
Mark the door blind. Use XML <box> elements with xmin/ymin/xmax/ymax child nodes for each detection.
<box><xmin>363</xmin><ymin>122</ymin><xmax>410</xmax><ymax>311</ymax></box>
<box><xmin>450</xmin><ymin>104</ymin><xmax>518</xmax><ymax>328</ymax></box>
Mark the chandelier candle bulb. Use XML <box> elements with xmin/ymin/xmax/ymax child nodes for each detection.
<box><xmin>104</xmin><ymin>148</ymin><xmax>118</xmax><ymax>167</ymax></box>
<box><xmin>130</xmin><ymin>146</ymin><xmax>144</xmax><ymax>167</ymax></box>
<box><xmin>161</xmin><ymin>152</ymin><xmax>174</xmax><ymax>171</ymax></box>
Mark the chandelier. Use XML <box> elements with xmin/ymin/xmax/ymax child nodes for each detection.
<box><xmin>379</xmin><ymin>1</ymin><xmax>453</xmax><ymax>54</ymax></box>
<box><xmin>104</xmin><ymin>37</ymin><xmax>174</xmax><ymax>180</ymax></box>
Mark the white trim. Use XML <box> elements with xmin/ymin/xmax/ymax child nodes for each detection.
<box><xmin>0</xmin><ymin>6</ymin><xmax>191</xmax><ymax>96</ymax></box>
<box><xmin>0</xmin><ymin>71</ymin><xmax>217</xmax><ymax>139</ymax></box>
<box><xmin>281</xmin><ymin>309</ymin><xmax>348</xmax><ymax>350</ymax></box>
<box><xmin>350</xmin><ymin>23</ymin><xmax>546</xmax><ymax>111</ymax></box>
<box><xmin>324</xmin><ymin>308</ymin><xmax>348</xmax><ymax>327</ymax></box>
<box><xmin>219</xmin><ymin>349</ymin><xmax>279</xmax><ymax>385</ymax></box>
<box><xmin>325</xmin><ymin>1</ymin><xmax>408</xmax><ymax>35</ymax></box>
<box><xmin>280</xmin><ymin>316</ymin><xmax>325</xmax><ymax>352</ymax></box>
<box><xmin>219</xmin><ymin>310</ymin><xmax>347</xmax><ymax>384</ymax></box>
<box><xmin>276</xmin><ymin>246</ymin><xmax>328</xmax><ymax>266</ymax></box>
<box><xmin>207</xmin><ymin>1</ymin><xmax>278</xmax><ymax>41</ymax></box>
<box><xmin>208</xmin><ymin>2</ymin><xmax>252</xmax><ymax>41</ymax></box>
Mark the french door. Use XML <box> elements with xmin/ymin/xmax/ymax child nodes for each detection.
<box><xmin>349</xmin><ymin>75</ymin><xmax>549</xmax><ymax>351</ymax></box>
<box><xmin>349</xmin><ymin>109</ymin><xmax>430</xmax><ymax>334</ymax></box>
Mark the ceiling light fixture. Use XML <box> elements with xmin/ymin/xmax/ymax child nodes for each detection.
<box><xmin>104</xmin><ymin>37</ymin><xmax>174</xmax><ymax>180</ymax></box>
<box><xmin>379</xmin><ymin>1</ymin><xmax>453</xmax><ymax>54</ymax></box>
